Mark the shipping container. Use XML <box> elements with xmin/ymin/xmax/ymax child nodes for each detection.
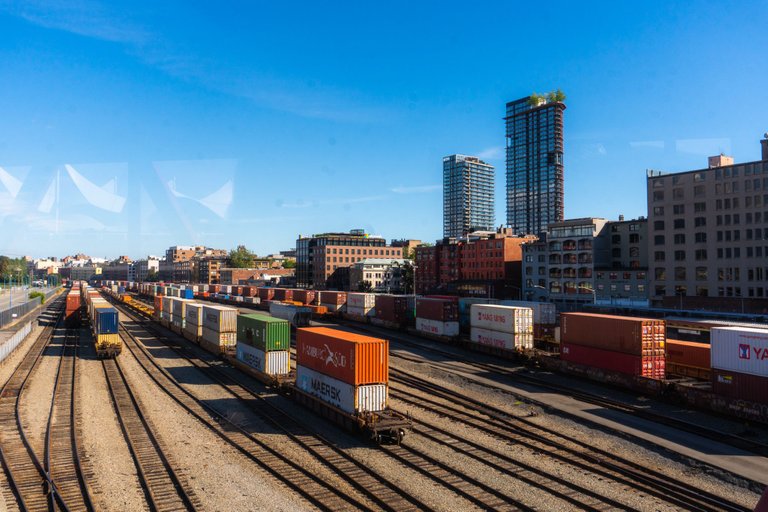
<box><xmin>560</xmin><ymin>342</ymin><xmax>665</xmax><ymax>379</ymax></box>
<box><xmin>470</xmin><ymin>327</ymin><xmax>533</xmax><ymax>351</ymax></box>
<box><xmin>375</xmin><ymin>295</ymin><xmax>413</xmax><ymax>324</ymax></box>
<box><xmin>273</xmin><ymin>288</ymin><xmax>293</xmax><ymax>301</ymax></box>
<box><xmin>561</xmin><ymin>313</ymin><xmax>665</xmax><ymax>356</ymax></box>
<box><xmin>711</xmin><ymin>327</ymin><xmax>768</xmax><ymax>378</ymax></box>
<box><xmin>296</xmin><ymin>327</ymin><xmax>388</xmax><ymax>385</ymax></box>
<box><xmin>415</xmin><ymin>318</ymin><xmax>459</xmax><ymax>337</ymax></box>
<box><xmin>93</xmin><ymin>307</ymin><xmax>119</xmax><ymax>335</ymax></box>
<box><xmin>295</xmin><ymin>365</ymin><xmax>388</xmax><ymax>415</ymax></box>
<box><xmin>237</xmin><ymin>314</ymin><xmax>290</xmax><ymax>352</ymax></box>
<box><xmin>348</xmin><ymin>293</ymin><xmax>376</xmax><ymax>309</ymax></box>
<box><xmin>712</xmin><ymin>369</ymin><xmax>768</xmax><ymax>404</ymax></box>
<box><xmin>236</xmin><ymin>343</ymin><xmax>290</xmax><ymax>375</ymax></box>
<box><xmin>258</xmin><ymin>288</ymin><xmax>275</xmax><ymax>301</ymax></box>
<box><xmin>470</xmin><ymin>304</ymin><xmax>533</xmax><ymax>334</ymax></box>
<box><xmin>665</xmin><ymin>339</ymin><xmax>711</xmax><ymax>369</ymax></box>
<box><xmin>425</xmin><ymin>295</ymin><xmax>458</xmax><ymax>302</ymax></box>
<box><xmin>347</xmin><ymin>305</ymin><xmax>375</xmax><ymax>317</ymax></box>
<box><xmin>201</xmin><ymin>327</ymin><xmax>237</xmax><ymax>350</ymax></box>
<box><xmin>319</xmin><ymin>291</ymin><xmax>347</xmax><ymax>306</ymax></box>
<box><xmin>416</xmin><ymin>298</ymin><xmax>458</xmax><ymax>322</ymax></box>
<box><xmin>202</xmin><ymin>305</ymin><xmax>238</xmax><ymax>332</ymax></box>
<box><xmin>241</xmin><ymin>286</ymin><xmax>257</xmax><ymax>297</ymax></box>
<box><xmin>293</xmin><ymin>289</ymin><xmax>316</xmax><ymax>305</ymax></box>
<box><xmin>269</xmin><ymin>302</ymin><xmax>312</xmax><ymax>327</ymax></box>
<box><xmin>498</xmin><ymin>300</ymin><xmax>557</xmax><ymax>325</ymax></box>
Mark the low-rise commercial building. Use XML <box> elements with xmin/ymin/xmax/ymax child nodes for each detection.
<box><xmin>350</xmin><ymin>258</ymin><xmax>409</xmax><ymax>293</ymax></box>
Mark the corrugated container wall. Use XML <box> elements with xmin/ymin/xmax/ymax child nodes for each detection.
<box><xmin>561</xmin><ymin>313</ymin><xmax>665</xmax><ymax>356</ymax></box>
<box><xmin>712</xmin><ymin>369</ymin><xmax>768</xmax><ymax>404</ymax></box>
<box><xmin>470</xmin><ymin>304</ymin><xmax>533</xmax><ymax>334</ymax></box>
<box><xmin>202</xmin><ymin>305</ymin><xmax>238</xmax><ymax>332</ymax></box>
<box><xmin>498</xmin><ymin>300</ymin><xmax>558</xmax><ymax>325</ymax></box>
<box><xmin>319</xmin><ymin>291</ymin><xmax>347</xmax><ymax>306</ymax></box>
<box><xmin>296</xmin><ymin>327</ymin><xmax>388</xmax><ymax>385</ymax></box>
<box><xmin>561</xmin><ymin>343</ymin><xmax>665</xmax><ymax>379</ymax></box>
<box><xmin>416</xmin><ymin>298</ymin><xmax>458</xmax><ymax>322</ymax></box>
<box><xmin>237</xmin><ymin>314</ymin><xmax>290</xmax><ymax>352</ymax></box>
<box><xmin>711</xmin><ymin>327</ymin><xmax>768</xmax><ymax>378</ymax></box>
<box><xmin>295</xmin><ymin>365</ymin><xmax>388</xmax><ymax>414</ymax></box>
<box><xmin>416</xmin><ymin>318</ymin><xmax>459</xmax><ymax>337</ymax></box>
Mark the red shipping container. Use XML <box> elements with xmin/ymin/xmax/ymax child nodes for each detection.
<box><xmin>259</xmin><ymin>288</ymin><xmax>275</xmax><ymax>301</ymax></box>
<box><xmin>293</xmin><ymin>290</ymin><xmax>316</xmax><ymax>305</ymax></box>
<box><xmin>273</xmin><ymin>288</ymin><xmax>293</xmax><ymax>301</ymax></box>
<box><xmin>416</xmin><ymin>298</ymin><xmax>458</xmax><ymax>322</ymax></box>
<box><xmin>296</xmin><ymin>327</ymin><xmax>388</xmax><ymax>385</ymax></box>
<box><xmin>319</xmin><ymin>291</ymin><xmax>347</xmax><ymax>306</ymax></box>
<box><xmin>665</xmin><ymin>339</ymin><xmax>711</xmax><ymax>369</ymax></box>
<box><xmin>232</xmin><ymin>286</ymin><xmax>243</xmax><ymax>296</ymax></box>
<box><xmin>712</xmin><ymin>369</ymin><xmax>768</xmax><ymax>404</ymax></box>
<box><xmin>375</xmin><ymin>295</ymin><xmax>411</xmax><ymax>323</ymax></box>
<box><xmin>241</xmin><ymin>286</ymin><xmax>256</xmax><ymax>297</ymax></box>
<box><xmin>210</xmin><ymin>285</ymin><xmax>221</xmax><ymax>293</ymax></box>
<box><xmin>561</xmin><ymin>343</ymin><xmax>666</xmax><ymax>379</ymax></box>
<box><xmin>561</xmin><ymin>313</ymin><xmax>665</xmax><ymax>356</ymax></box>
<box><xmin>154</xmin><ymin>295</ymin><xmax>164</xmax><ymax>312</ymax></box>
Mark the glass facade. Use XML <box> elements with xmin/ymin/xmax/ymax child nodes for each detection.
<box><xmin>505</xmin><ymin>96</ymin><xmax>565</xmax><ymax>235</ymax></box>
<box><xmin>443</xmin><ymin>154</ymin><xmax>495</xmax><ymax>238</ymax></box>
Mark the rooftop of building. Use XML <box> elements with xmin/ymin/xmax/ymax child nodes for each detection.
<box><xmin>354</xmin><ymin>258</ymin><xmax>408</xmax><ymax>265</ymax></box>
<box><xmin>647</xmin><ymin>137</ymin><xmax>767</xmax><ymax>179</ymax></box>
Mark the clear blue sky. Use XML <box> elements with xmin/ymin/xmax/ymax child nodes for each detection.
<box><xmin>0</xmin><ymin>1</ymin><xmax>766</xmax><ymax>259</ymax></box>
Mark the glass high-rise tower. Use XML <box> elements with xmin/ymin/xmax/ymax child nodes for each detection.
<box><xmin>505</xmin><ymin>94</ymin><xmax>566</xmax><ymax>235</ymax></box>
<box><xmin>443</xmin><ymin>154</ymin><xmax>495</xmax><ymax>238</ymax></box>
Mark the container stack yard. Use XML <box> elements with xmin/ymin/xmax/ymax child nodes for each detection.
<box><xmin>560</xmin><ymin>313</ymin><xmax>666</xmax><ymax>379</ymax></box>
<box><xmin>469</xmin><ymin>304</ymin><xmax>534</xmax><ymax>351</ymax></box>
<box><xmin>235</xmin><ymin>313</ymin><xmax>291</xmax><ymax>376</ymax></box>
<box><xmin>415</xmin><ymin>297</ymin><xmax>459</xmax><ymax>337</ymax></box>
<box><xmin>295</xmin><ymin>327</ymin><xmax>389</xmax><ymax>414</ymax></box>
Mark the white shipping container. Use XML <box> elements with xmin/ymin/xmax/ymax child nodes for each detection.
<box><xmin>185</xmin><ymin>303</ymin><xmax>204</xmax><ymax>326</ymax></box>
<box><xmin>201</xmin><ymin>326</ymin><xmax>237</xmax><ymax>349</ymax></box>
<box><xmin>202</xmin><ymin>305</ymin><xmax>238</xmax><ymax>332</ymax></box>
<box><xmin>171</xmin><ymin>298</ymin><xmax>194</xmax><ymax>320</ymax></box>
<box><xmin>470</xmin><ymin>327</ymin><xmax>533</xmax><ymax>351</ymax></box>
<box><xmin>347</xmin><ymin>305</ymin><xmax>374</xmax><ymax>317</ymax></box>
<box><xmin>416</xmin><ymin>318</ymin><xmax>459</xmax><ymax>337</ymax></box>
<box><xmin>183</xmin><ymin>323</ymin><xmax>202</xmax><ymax>339</ymax></box>
<box><xmin>295</xmin><ymin>365</ymin><xmax>388</xmax><ymax>414</ymax></box>
<box><xmin>236</xmin><ymin>343</ymin><xmax>290</xmax><ymax>375</ymax></box>
<box><xmin>711</xmin><ymin>327</ymin><xmax>768</xmax><ymax>378</ymax></box>
<box><xmin>347</xmin><ymin>293</ymin><xmax>376</xmax><ymax>309</ymax></box>
<box><xmin>498</xmin><ymin>300</ymin><xmax>557</xmax><ymax>325</ymax></box>
<box><xmin>470</xmin><ymin>304</ymin><xmax>533</xmax><ymax>334</ymax></box>
<box><xmin>244</xmin><ymin>297</ymin><xmax>261</xmax><ymax>304</ymax></box>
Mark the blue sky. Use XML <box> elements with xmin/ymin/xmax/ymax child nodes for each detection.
<box><xmin>0</xmin><ymin>1</ymin><xmax>766</xmax><ymax>259</ymax></box>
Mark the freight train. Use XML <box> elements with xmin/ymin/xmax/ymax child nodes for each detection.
<box><xmin>66</xmin><ymin>283</ymin><xmax>121</xmax><ymax>357</ymax></box>
<box><xmin>101</xmin><ymin>285</ymin><xmax>410</xmax><ymax>444</ymax></box>
<box><xmin>99</xmin><ymin>280</ymin><xmax>768</xmax><ymax>426</ymax></box>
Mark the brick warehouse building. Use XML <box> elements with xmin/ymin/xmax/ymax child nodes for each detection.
<box><xmin>296</xmin><ymin>230</ymin><xmax>404</xmax><ymax>290</ymax></box>
<box><xmin>415</xmin><ymin>228</ymin><xmax>535</xmax><ymax>298</ymax></box>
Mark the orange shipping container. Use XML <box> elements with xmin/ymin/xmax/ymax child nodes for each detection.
<box><xmin>665</xmin><ymin>339</ymin><xmax>711</xmax><ymax>369</ymax></box>
<box><xmin>154</xmin><ymin>295</ymin><xmax>164</xmax><ymax>312</ymax></box>
<box><xmin>296</xmin><ymin>327</ymin><xmax>388</xmax><ymax>385</ymax></box>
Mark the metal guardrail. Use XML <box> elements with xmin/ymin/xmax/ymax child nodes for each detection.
<box><xmin>0</xmin><ymin>287</ymin><xmax>61</xmax><ymax>329</ymax></box>
<box><xmin>0</xmin><ymin>321</ymin><xmax>32</xmax><ymax>364</ymax></box>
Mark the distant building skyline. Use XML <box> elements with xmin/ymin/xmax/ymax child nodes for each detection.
<box><xmin>505</xmin><ymin>94</ymin><xmax>566</xmax><ymax>235</ymax></box>
<box><xmin>442</xmin><ymin>154</ymin><xmax>495</xmax><ymax>238</ymax></box>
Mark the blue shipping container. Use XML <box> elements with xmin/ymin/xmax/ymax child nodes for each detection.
<box><xmin>118</xmin><ymin>286</ymin><xmax>126</xmax><ymax>294</ymax></box>
<box><xmin>94</xmin><ymin>308</ymin><xmax>119</xmax><ymax>334</ymax></box>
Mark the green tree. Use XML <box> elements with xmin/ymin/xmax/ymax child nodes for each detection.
<box><xmin>145</xmin><ymin>269</ymin><xmax>160</xmax><ymax>282</ymax></box>
<box><xmin>229</xmin><ymin>245</ymin><xmax>256</xmax><ymax>268</ymax></box>
<box><xmin>358</xmin><ymin>280</ymin><xmax>373</xmax><ymax>292</ymax></box>
<box><xmin>283</xmin><ymin>259</ymin><xmax>296</xmax><ymax>269</ymax></box>
<box><xmin>401</xmin><ymin>261</ymin><xmax>415</xmax><ymax>294</ymax></box>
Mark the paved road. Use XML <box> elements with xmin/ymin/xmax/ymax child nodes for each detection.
<box><xmin>0</xmin><ymin>287</ymin><xmax>52</xmax><ymax>312</ymax></box>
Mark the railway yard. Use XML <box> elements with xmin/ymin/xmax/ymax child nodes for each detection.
<box><xmin>0</xmin><ymin>287</ymin><xmax>766</xmax><ymax>511</ymax></box>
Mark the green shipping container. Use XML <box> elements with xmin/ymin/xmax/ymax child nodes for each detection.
<box><xmin>237</xmin><ymin>313</ymin><xmax>290</xmax><ymax>351</ymax></box>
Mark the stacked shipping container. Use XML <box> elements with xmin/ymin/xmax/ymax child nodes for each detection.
<box><xmin>295</xmin><ymin>327</ymin><xmax>389</xmax><ymax>414</ymax></box>
<box><xmin>373</xmin><ymin>295</ymin><xmax>413</xmax><ymax>326</ymax></box>
<box><xmin>347</xmin><ymin>293</ymin><xmax>376</xmax><ymax>317</ymax></box>
<box><xmin>236</xmin><ymin>314</ymin><xmax>290</xmax><ymax>376</ymax></box>
<box><xmin>415</xmin><ymin>298</ymin><xmax>458</xmax><ymax>336</ymax></box>
<box><xmin>469</xmin><ymin>304</ymin><xmax>534</xmax><ymax>351</ymax></box>
<box><xmin>319</xmin><ymin>291</ymin><xmax>346</xmax><ymax>313</ymax></box>
<box><xmin>200</xmin><ymin>305</ymin><xmax>238</xmax><ymax>353</ymax></box>
<box><xmin>560</xmin><ymin>313</ymin><xmax>665</xmax><ymax>379</ymax></box>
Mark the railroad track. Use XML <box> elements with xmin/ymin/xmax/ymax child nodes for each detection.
<box><xmin>102</xmin><ymin>354</ymin><xmax>198</xmax><ymax>511</ymax></box>
<box><xmin>390</xmin><ymin>367</ymin><xmax>751</xmax><ymax>512</ymax></box>
<box><xmin>112</xmin><ymin>320</ymin><xmax>375</xmax><ymax>512</ymax></box>
<box><xmin>116</xmin><ymin>316</ymin><xmax>430</xmax><ymax>512</ymax></box>
<box><xmin>0</xmin><ymin>299</ymin><xmax>70</xmax><ymax>512</ymax></box>
<box><xmin>116</xmin><ymin>301</ymin><xmax>537</xmax><ymax>511</ymax></box>
<box><xmin>44</xmin><ymin>326</ymin><xmax>94</xmax><ymax>511</ymax></box>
